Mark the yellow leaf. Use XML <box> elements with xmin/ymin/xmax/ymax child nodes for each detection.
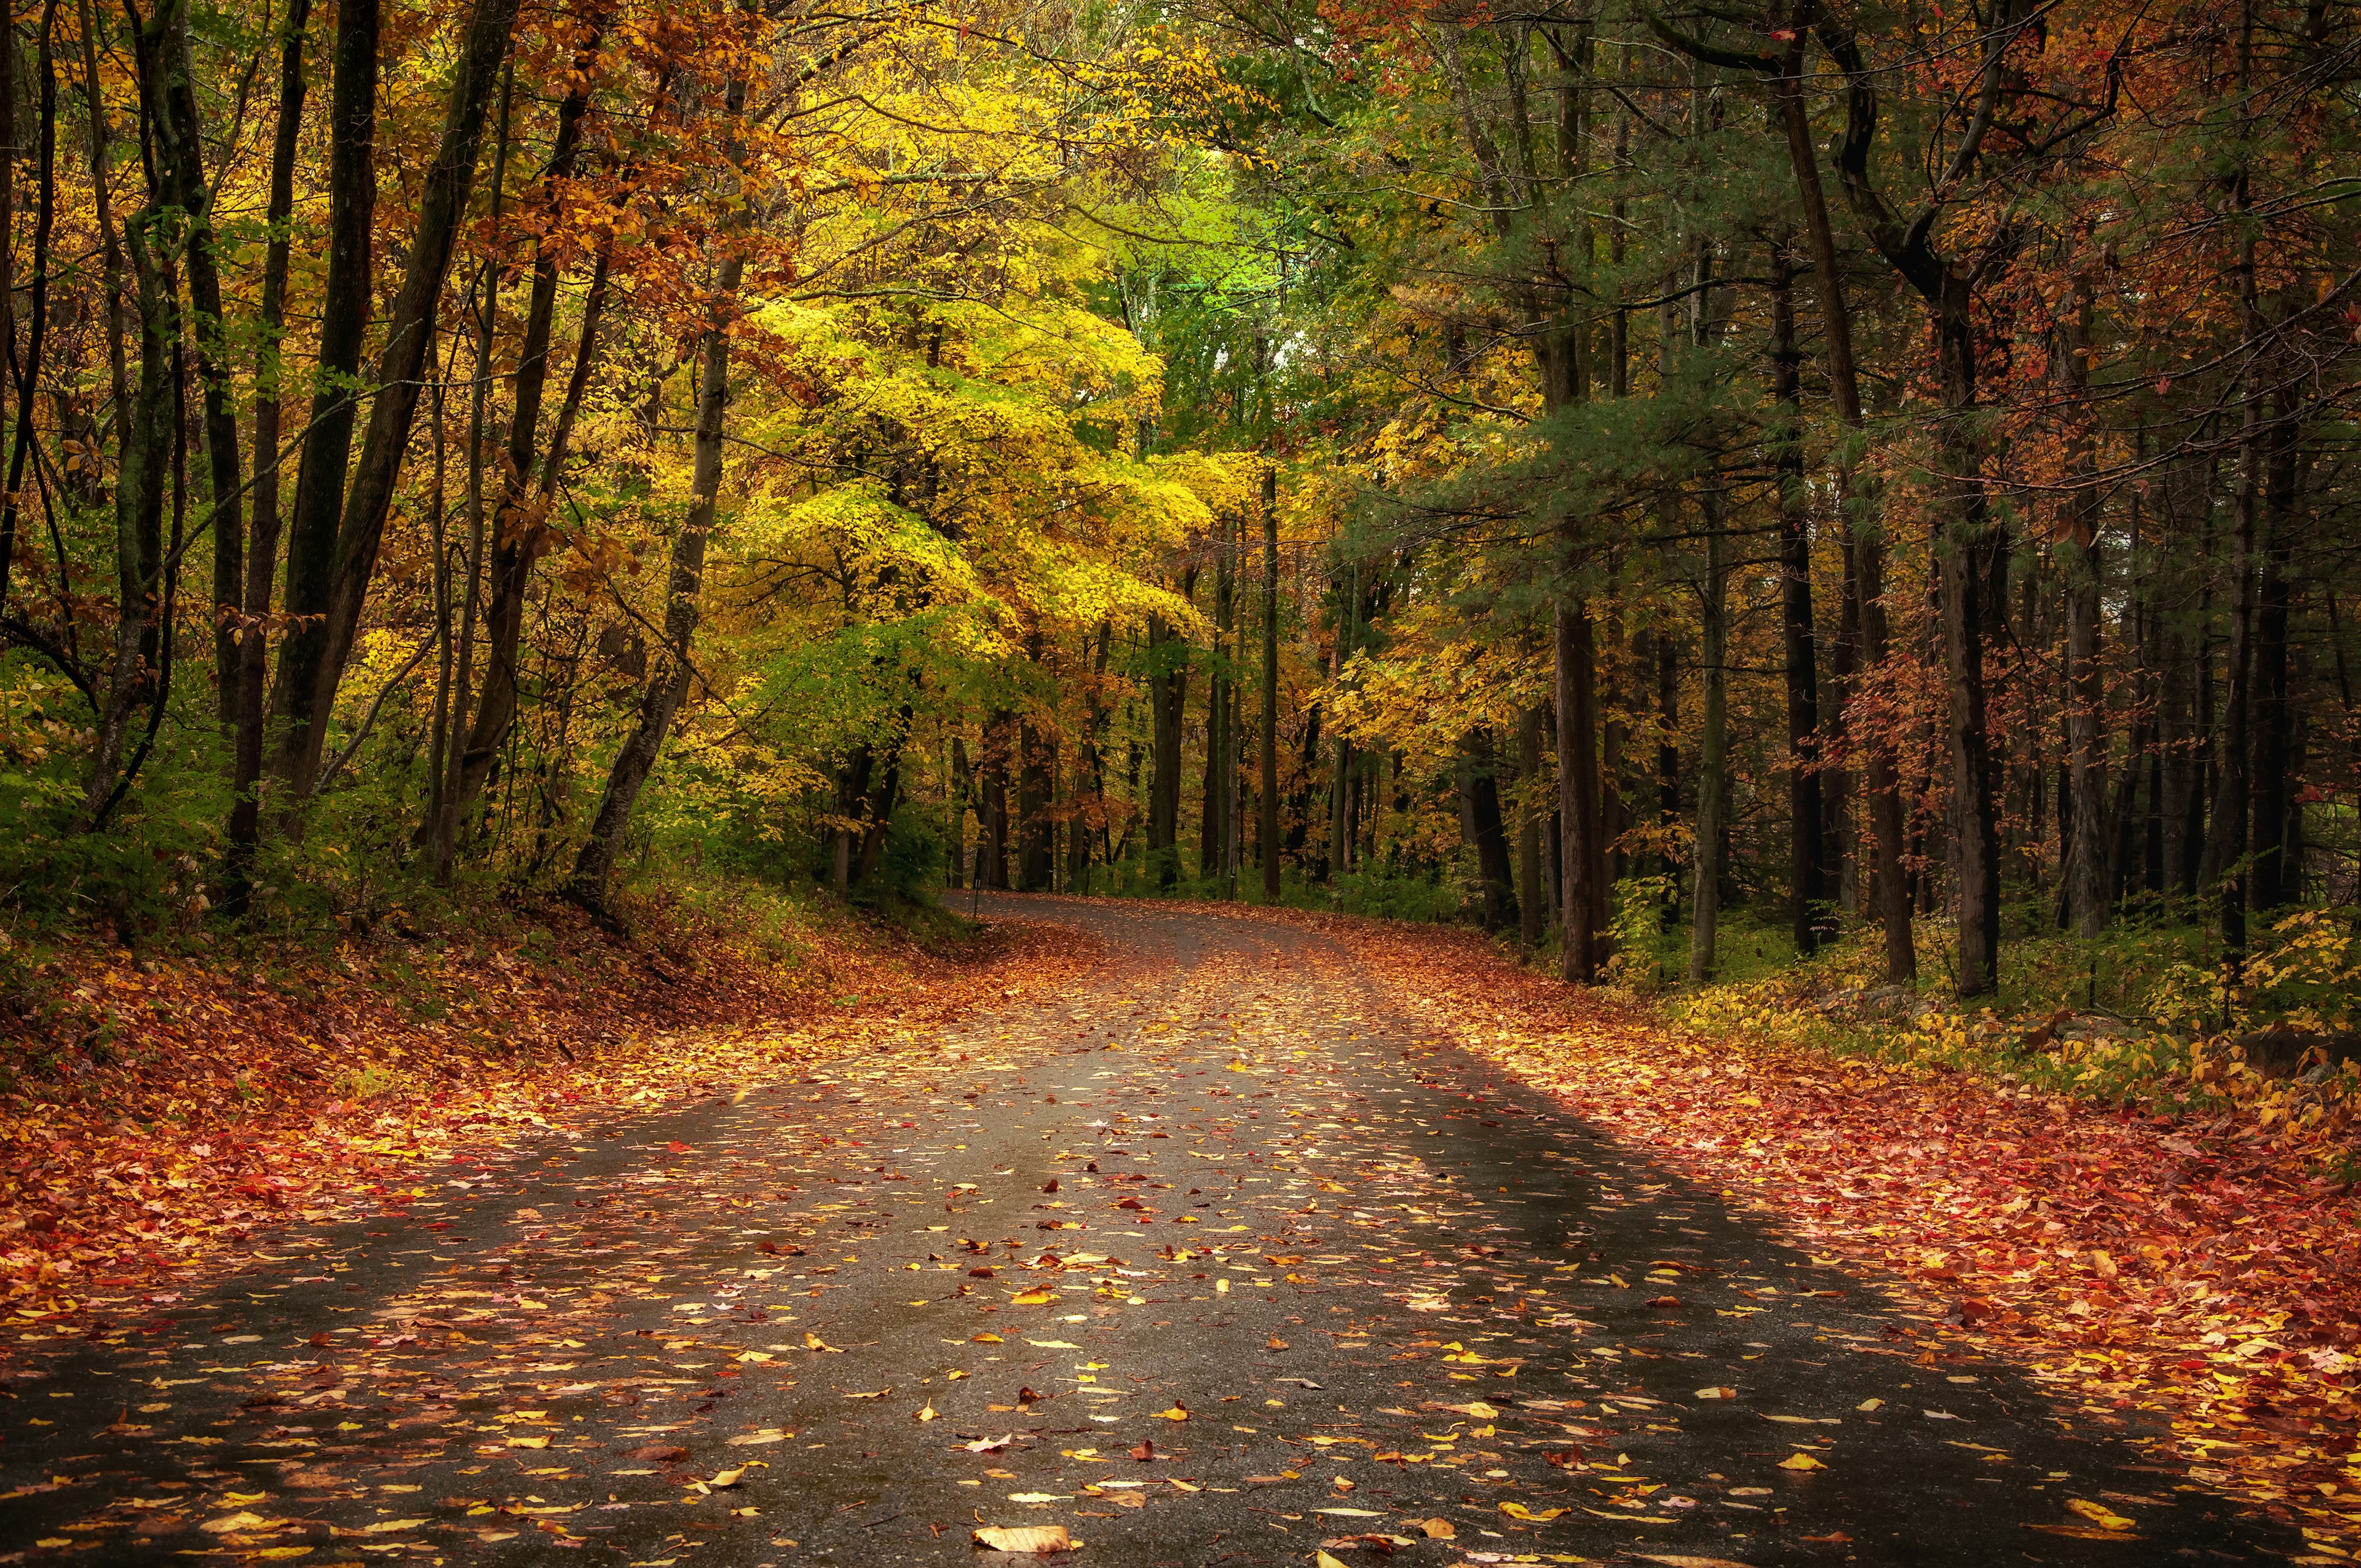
<box><xmin>1500</xmin><ymin>1501</ymin><xmax>1567</xmax><ymax>1521</ymax></box>
<box><xmin>1009</xmin><ymin>1290</ymin><xmax>1056</xmax><ymax>1305</ymax></box>
<box><xmin>358</xmin><ymin>1519</ymin><xmax>429</xmax><ymax>1534</ymax></box>
<box><xmin>1316</xmin><ymin>1553</ymin><xmax>1353</xmax><ymax>1568</ymax></box>
<box><xmin>1776</xmin><ymin>1452</ymin><xmax>1825</xmax><ymax>1471</ymax></box>
<box><xmin>917</xmin><ymin>1406</ymin><xmax>938</xmax><ymax>1422</ymax></box>
<box><xmin>245</xmin><ymin>1550</ymin><xmax>313</xmax><ymax>1561</ymax></box>
<box><xmin>1693</xmin><ymin>1387</ymin><xmax>1736</xmax><ymax>1401</ymax></box>
<box><xmin>2066</xmin><ymin>1499</ymin><xmax>2137</xmax><ymax>1531</ymax></box>
<box><xmin>508</xmin><ymin>1435</ymin><xmax>550</xmax><ymax>1449</ymax></box>
<box><xmin>1156</xmin><ymin>1405</ymin><xmax>1190</xmax><ymax>1420</ymax></box>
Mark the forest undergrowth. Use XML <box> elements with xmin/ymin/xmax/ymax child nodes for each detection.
<box><xmin>0</xmin><ymin>882</ymin><xmax>1095</xmax><ymax>1331</ymax></box>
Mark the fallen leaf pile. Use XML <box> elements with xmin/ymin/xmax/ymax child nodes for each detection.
<box><xmin>1</xmin><ymin>898</ymin><xmax>1099</xmax><ymax>1331</ymax></box>
<box><xmin>1319</xmin><ymin>914</ymin><xmax>2361</xmax><ymax>1550</ymax></box>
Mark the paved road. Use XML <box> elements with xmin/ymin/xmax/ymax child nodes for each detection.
<box><xmin>2</xmin><ymin>897</ymin><xmax>2298</xmax><ymax>1565</ymax></box>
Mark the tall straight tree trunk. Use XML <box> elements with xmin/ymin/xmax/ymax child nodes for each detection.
<box><xmin>1517</xmin><ymin>702</ymin><xmax>1546</xmax><ymax>949</ymax></box>
<box><xmin>567</xmin><ymin>249</ymin><xmax>740</xmax><ymax>908</ymax></box>
<box><xmin>0</xmin><ymin>0</ymin><xmax>57</xmax><ymax>630</ymax></box>
<box><xmin>2249</xmin><ymin>408</ymin><xmax>2298</xmax><ymax>911</ymax></box>
<box><xmin>143</xmin><ymin>0</ymin><xmax>243</xmax><ymax>732</ymax></box>
<box><xmin>1069</xmin><ymin>624</ymin><xmax>1110</xmax><ymax>892</ymax></box>
<box><xmin>1147</xmin><ymin>608</ymin><xmax>1187</xmax><ymax>887</ymax></box>
<box><xmin>1018</xmin><ymin>636</ymin><xmax>1054</xmax><ymax>892</ymax></box>
<box><xmin>1558</xmin><ymin>600</ymin><xmax>1607</xmax><ymax>981</ymax></box>
<box><xmin>1656</xmin><ymin>628</ymin><xmax>1680</xmax><ymax>930</ymax></box>
<box><xmin>223</xmin><ymin>0</ymin><xmax>310</xmax><ymax>913</ymax></box>
<box><xmin>1457</xmin><ymin>727</ymin><xmax>1517</xmax><ymax>933</ymax></box>
<box><xmin>1768</xmin><ymin>237</ymin><xmax>1825</xmax><ymax>955</ymax></box>
<box><xmin>1932</xmin><ymin>285</ymin><xmax>2007</xmax><ymax>997</ymax></box>
<box><xmin>433</xmin><ymin>76</ymin><xmax>513</xmax><ymax>884</ymax></box>
<box><xmin>264</xmin><ymin>0</ymin><xmax>377</xmax><ymax>794</ymax></box>
<box><xmin>1689</xmin><ymin>493</ymin><xmax>1730</xmax><ymax>982</ymax></box>
<box><xmin>76</xmin><ymin>0</ymin><xmax>181</xmax><ymax>829</ymax></box>
<box><xmin>1329</xmin><ymin>558</ymin><xmax>1357</xmax><ymax>884</ymax></box>
<box><xmin>1770</xmin><ymin>47</ymin><xmax>1910</xmax><ymax>979</ymax></box>
<box><xmin>274</xmin><ymin>0</ymin><xmax>523</xmax><ymax>797</ymax></box>
<box><xmin>1202</xmin><ymin>511</ymin><xmax>1234</xmax><ymax>883</ymax></box>
<box><xmin>1260</xmin><ymin>467</ymin><xmax>1280</xmax><ymax>902</ymax></box>
<box><xmin>2060</xmin><ymin>277</ymin><xmax>2110</xmax><ymax>936</ymax></box>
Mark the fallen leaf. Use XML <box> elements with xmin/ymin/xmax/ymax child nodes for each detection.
<box><xmin>625</xmin><ymin>1444</ymin><xmax>689</xmax><ymax>1462</ymax></box>
<box><xmin>2065</xmin><ymin>1499</ymin><xmax>2138</xmax><ymax>1531</ymax></box>
<box><xmin>1776</xmin><ymin>1452</ymin><xmax>1825</xmax><ymax>1471</ymax></box>
<box><xmin>358</xmin><ymin>1519</ymin><xmax>429</xmax><ymax>1534</ymax></box>
<box><xmin>1693</xmin><ymin>1387</ymin><xmax>1736</xmax><ymax>1401</ymax></box>
<box><xmin>1416</xmin><ymin>1517</ymin><xmax>1456</xmax><ymax>1539</ymax></box>
<box><xmin>2026</xmin><ymin>1525</ymin><xmax>2145</xmax><ymax>1540</ymax></box>
<box><xmin>973</xmin><ymin>1524</ymin><xmax>1075</xmax><ymax>1554</ymax></box>
<box><xmin>1498</xmin><ymin>1502</ymin><xmax>1566</xmax><ymax>1521</ymax></box>
<box><xmin>1156</xmin><ymin>1404</ymin><xmax>1189</xmax><ymax>1420</ymax></box>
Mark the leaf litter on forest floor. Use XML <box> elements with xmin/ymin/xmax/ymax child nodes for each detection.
<box><xmin>1316</xmin><ymin>913</ymin><xmax>2361</xmax><ymax>1549</ymax></box>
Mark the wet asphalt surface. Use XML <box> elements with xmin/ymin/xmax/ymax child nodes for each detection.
<box><xmin>0</xmin><ymin>895</ymin><xmax>2302</xmax><ymax>1565</ymax></box>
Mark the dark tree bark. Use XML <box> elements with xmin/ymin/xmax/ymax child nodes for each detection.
<box><xmin>223</xmin><ymin>0</ymin><xmax>310</xmax><ymax>914</ymax></box>
<box><xmin>1147</xmin><ymin>596</ymin><xmax>1190</xmax><ymax>887</ymax></box>
<box><xmin>1559</xmin><ymin>600</ymin><xmax>1607</xmax><ymax>981</ymax></box>
<box><xmin>1457</xmin><ymin>727</ymin><xmax>1518</xmax><ymax>933</ymax></box>
<box><xmin>1768</xmin><ymin>237</ymin><xmax>1827</xmax><ymax>954</ymax></box>
<box><xmin>2249</xmin><ymin>410</ymin><xmax>2298</xmax><ymax>911</ymax></box>
<box><xmin>1260</xmin><ymin>467</ymin><xmax>1280</xmax><ymax>901</ymax></box>
<box><xmin>274</xmin><ymin>0</ymin><xmax>523</xmax><ymax>798</ymax></box>
<box><xmin>264</xmin><ymin>0</ymin><xmax>378</xmax><ymax>795</ymax></box>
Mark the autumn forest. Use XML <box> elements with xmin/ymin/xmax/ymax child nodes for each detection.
<box><xmin>2</xmin><ymin>0</ymin><xmax>2360</xmax><ymax>1559</ymax></box>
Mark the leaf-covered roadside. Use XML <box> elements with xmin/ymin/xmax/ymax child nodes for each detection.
<box><xmin>1</xmin><ymin>901</ymin><xmax>1095</xmax><ymax>1333</ymax></box>
<box><xmin>1317</xmin><ymin>918</ymin><xmax>2361</xmax><ymax>1554</ymax></box>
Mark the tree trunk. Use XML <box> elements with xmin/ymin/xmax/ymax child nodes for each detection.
<box><xmin>2060</xmin><ymin>277</ymin><xmax>2111</xmax><ymax>937</ymax></box>
<box><xmin>1768</xmin><ymin>236</ymin><xmax>1826</xmax><ymax>955</ymax></box>
<box><xmin>1458</xmin><ymin>727</ymin><xmax>1517</xmax><ymax>933</ymax></box>
<box><xmin>1260</xmin><ymin>467</ymin><xmax>1280</xmax><ymax>901</ymax></box>
<box><xmin>264</xmin><ymin>0</ymin><xmax>377</xmax><ymax>796</ymax></box>
<box><xmin>274</xmin><ymin>0</ymin><xmax>522</xmax><ymax>798</ymax></box>
<box><xmin>1558</xmin><ymin>599</ymin><xmax>1607</xmax><ymax>981</ymax></box>
<box><xmin>1688</xmin><ymin>491</ymin><xmax>1729</xmax><ymax>983</ymax></box>
<box><xmin>566</xmin><ymin>250</ymin><xmax>739</xmax><ymax>908</ymax></box>
<box><xmin>1934</xmin><ymin>281</ymin><xmax>2006</xmax><ymax>997</ymax></box>
<box><xmin>446</xmin><ymin>58</ymin><xmax>600</xmax><ymax>823</ymax></box>
<box><xmin>2249</xmin><ymin>407</ymin><xmax>2298</xmax><ymax>912</ymax></box>
<box><xmin>1147</xmin><ymin>608</ymin><xmax>1187</xmax><ymax>887</ymax></box>
<box><xmin>1516</xmin><ymin>702</ymin><xmax>1546</xmax><ymax>949</ymax></box>
<box><xmin>223</xmin><ymin>0</ymin><xmax>310</xmax><ymax>913</ymax></box>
